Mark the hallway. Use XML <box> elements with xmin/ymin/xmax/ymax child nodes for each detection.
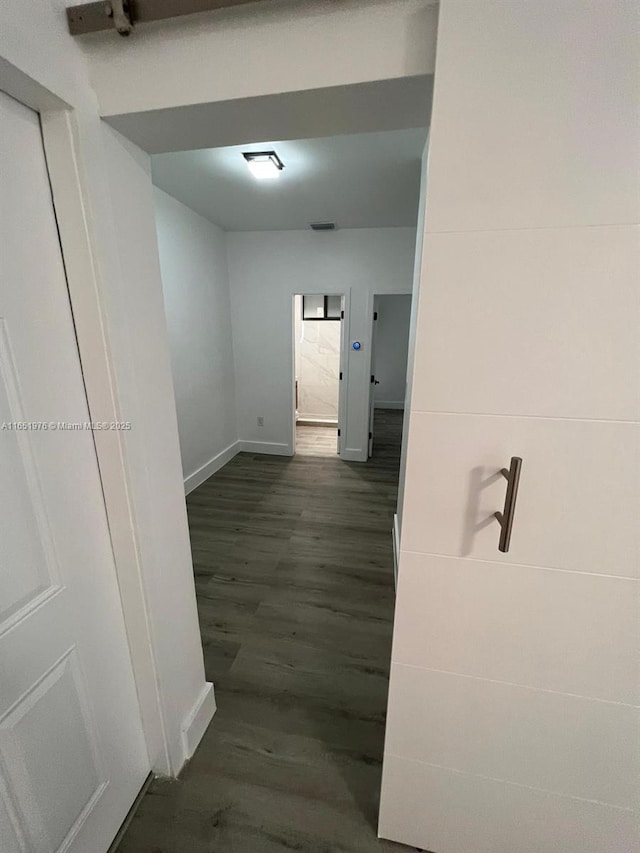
<box><xmin>117</xmin><ymin>410</ymin><xmax>406</xmax><ymax>852</ymax></box>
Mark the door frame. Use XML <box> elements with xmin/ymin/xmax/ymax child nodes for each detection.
<box><xmin>290</xmin><ymin>289</ymin><xmax>350</xmax><ymax>457</ymax></box>
<box><xmin>0</xmin><ymin>61</ymin><xmax>169</xmax><ymax>776</ymax></box>
<box><xmin>365</xmin><ymin>290</ymin><xmax>413</xmax><ymax>460</ymax></box>
<box><xmin>367</xmin><ymin>297</ymin><xmax>379</xmax><ymax>458</ymax></box>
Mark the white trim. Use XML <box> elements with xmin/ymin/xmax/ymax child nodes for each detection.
<box><xmin>337</xmin><ymin>291</ymin><xmax>350</xmax><ymax>458</ymax></box>
<box><xmin>392</xmin><ymin>513</ymin><xmax>400</xmax><ymax>589</ymax></box>
<box><xmin>238</xmin><ymin>440</ymin><xmax>292</xmax><ymax>456</ymax></box>
<box><xmin>296</xmin><ymin>417</ymin><xmax>338</xmax><ymax>427</ymax></box>
<box><xmin>291</xmin><ymin>290</ymin><xmax>350</xmax><ymax>459</ymax></box>
<box><xmin>184</xmin><ymin>441</ymin><xmax>240</xmax><ymax>495</ymax></box>
<box><xmin>180</xmin><ymin>682</ymin><xmax>216</xmax><ymax>762</ymax></box>
<box><xmin>375</xmin><ymin>401</ymin><xmax>405</xmax><ymax>410</ymax></box>
<box><xmin>341</xmin><ymin>447</ymin><xmax>367</xmax><ymax>462</ymax></box>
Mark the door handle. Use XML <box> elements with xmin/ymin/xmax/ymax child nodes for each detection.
<box><xmin>494</xmin><ymin>456</ymin><xmax>523</xmax><ymax>553</ymax></box>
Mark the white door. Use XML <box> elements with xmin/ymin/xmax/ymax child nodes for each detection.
<box><xmin>337</xmin><ymin>294</ymin><xmax>347</xmax><ymax>455</ymax></box>
<box><xmin>379</xmin><ymin>2</ymin><xmax>639</xmax><ymax>852</ymax></box>
<box><xmin>0</xmin><ymin>92</ymin><xmax>150</xmax><ymax>852</ymax></box>
<box><xmin>367</xmin><ymin>302</ymin><xmax>379</xmax><ymax>458</ymax></box>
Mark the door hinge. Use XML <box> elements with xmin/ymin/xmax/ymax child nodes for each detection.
<box><xmin>371</xmin><ymin>374</ymin><xmax>375</xmax><ymax>384</ymax></box>
<box><xmin>339</xmin><ymin>371</ymin><xmax>343</xmax><ymax>380</ymax></box>
<box><xmin>341</xmin><ymin>310</ymin><xmax>344</xmax><ymax>319</ymax></box>
<box><xmin>369</xmin><ymin>431</ymin><xmax>373</xmax><ymax>439</ymax></box>
<box><xmin>337</xmin><ymin>429</ymin><xmax>341</xmax><ymax>437</ymax></box>
<box><xmin>373</xmin><ymin>311</ymin><xmax>378</xmax><ymax>320</ymax></box>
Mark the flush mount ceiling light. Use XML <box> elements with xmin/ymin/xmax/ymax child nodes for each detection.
<box><xmin>242</xmin><ymin>150</ymin><xmax>285</xmax><ymax>180</ymax></box>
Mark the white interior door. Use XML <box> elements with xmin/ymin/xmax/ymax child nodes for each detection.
<box><xmin>337</xmin><ymin>294</ymin><xmax>347</xmax><ymax>455</ymax></box>
<box><xmin>367</xmin><ymin>301</ymin><xmax>379</xmax><ymax>458</ymax></box>
<box><xmin>379</xmin><ymin>2</ymin><xmax>639</xmax><ymax>852</ymax></box>
<box><xmin>0</xmin><ymin>92</ymin><xmax>150</xmax><ymax>852</ymax></box>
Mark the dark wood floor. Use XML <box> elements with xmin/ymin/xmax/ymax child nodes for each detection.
<box><xmin>117</xmin><ymin>410</ymin><xmax>408</xmax><ymax>853</ymax></box>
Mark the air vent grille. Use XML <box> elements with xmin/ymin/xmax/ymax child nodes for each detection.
<box><xmin>309</xmin><ymin>222</ymin><xmax>336</xmax><ymax>231</ymax></box>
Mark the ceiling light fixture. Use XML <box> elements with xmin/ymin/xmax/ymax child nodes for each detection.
<box><xmin>242</xmin><ymin>150</ymin><xmax>285</xmax><ymax>180</ymax></box>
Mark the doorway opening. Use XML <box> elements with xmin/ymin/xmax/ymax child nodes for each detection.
<box><xmin>293</xmin><ymin>293</ymin><xmax>346</xmax><ymax>457</ymax></box>
<box><xmin>368</xmin><ymin>293</ymin><xmax>412</xmax><ymax>459</ymax></box>
<box><xmin>118</xmin><ymin>125</ymin><xmax>424</xmax><ymax>851</ymax></box>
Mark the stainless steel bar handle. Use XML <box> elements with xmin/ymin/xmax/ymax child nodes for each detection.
<box><xmin>494</xmin><ymin>456</ymin><xmax>523</xmax><ymax>553</ymax></box>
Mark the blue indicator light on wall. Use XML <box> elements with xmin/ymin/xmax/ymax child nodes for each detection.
<box><xmin>352</xmin><ymin>341</ymin><xmax>361</xmax><ymax>350</ymax></box>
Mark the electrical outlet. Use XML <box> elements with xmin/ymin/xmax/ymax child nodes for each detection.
<box><xmin>257</xmin><ymin>416</ymin><xmax>264</xmax><ymax>427</ymax></box>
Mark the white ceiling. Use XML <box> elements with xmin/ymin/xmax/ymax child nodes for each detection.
<box><xmin>151</xmin><ymin>128</ymin><xmax>426</xmax><ymax>232</ymax></box>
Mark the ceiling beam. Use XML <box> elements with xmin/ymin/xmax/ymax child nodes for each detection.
<box><xmin>66</xmin><ymin>0</ymin><xmax>280</xmax><ymax>36</ymax></box>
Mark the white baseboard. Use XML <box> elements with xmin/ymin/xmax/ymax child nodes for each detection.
<box><xmin>341</xmin><ymin>447</ymin><xmax>367</xmax><ymax>462</ymax></box>
<box><xmin>181</xmin><ymin>682</ymin><xmax>216</xmax><ymax>763</ymax></box>
<box><xmin>392</xmin><ymin>513</ymin><xmax>400</xmax><ymax>590</ymax></box>
<box><xmin>375</xmin><ymin>401</ymin><xmax>405</xmax><ymax>410</ymax></box>
<box><xmin>297</xmin><ymin>417</ymin><xmax>338</xmax><ymax>427</ymax></box>
<box><xmin>238</xmin><ymin>440</ymin><xmax>292</xmax><ymax>456</ymax></box>
<box><xmin>184</xmin><ymin>441</ymin><xmax>240</xmax><ymax>495</ymax></box>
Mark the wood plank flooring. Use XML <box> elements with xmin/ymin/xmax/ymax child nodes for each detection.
<box><xmin>295</xmin><ymin>423</ymin><xmax>338</xmax><ymax>456</ymax></box>
<box><xmin>117</xmin><ymin>410</ymin><xmax>410</xmax><ymax>853</ymax></box>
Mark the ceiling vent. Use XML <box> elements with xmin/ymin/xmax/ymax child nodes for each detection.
<box><xmin>309</xmin><ymin>222</ymin><xmax>336</xmax><ymax>231</ymax></box>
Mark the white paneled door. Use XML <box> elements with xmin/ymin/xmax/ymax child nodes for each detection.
<box><xmin>379</xmin><ymin>2</ymin><xmax>639</xmax><ymax>852</ymax></box>
<box><xmin>0</xmin><ymin>92</ymin><xmax>149</xmax><ymax>851</ymax></box>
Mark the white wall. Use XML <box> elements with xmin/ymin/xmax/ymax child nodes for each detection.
<box><xmin>227</xmin><ymin>228</ymin><xmax>415</xmax><ymax>460</ymax></box>
<box><xmin>0</xmin><ymin>0</ymin><xmax>212</xmax><ymax>778</ymax></box>
<box><xmin>373</xmin><ymin>294</ymin><xmax>412</xmax><ymax>408</ymax></box>
<box><xmin>80</xmin><ymin>0</ymin><xmax>438</xmax><ymax>118</ymax></box>
<box><xmin>396</xmin><ymin>141</ymin><xmax>428</xmax><ymax>533</ymax></box>
<box><xmin>101</xmin><ymin>129</ymin><xmax>213</xmax><ymax>775</ymax></box>
<box><xmin>380</xmin><ymin>1</ymin><xmax>640</xmax><ymax>850</ymax></box>
<box><xmin>154</xmin><ymin>188</ymin><xmax>237</xmax><ymax>491</ymax></box>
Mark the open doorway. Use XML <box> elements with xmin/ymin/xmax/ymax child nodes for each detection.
<box><xmin>293</xmin><ymin>293</ymin><xmax>346</xmax><ymax>457</ymax></box>
<box><xmin>368</xmin><ymin>293</ymin><xmax>412</xmax><ymax>458</ymax></box>
<box><xmin>121</xmin><ymin>127</ymin><xmax>424</xmax><ymax>851</ymax></box>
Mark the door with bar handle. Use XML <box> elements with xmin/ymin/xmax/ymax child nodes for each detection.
<box><xmin>378</xmin><ymin>2</ymin><xmax>639</xmax><ymax>851</ymax></box>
